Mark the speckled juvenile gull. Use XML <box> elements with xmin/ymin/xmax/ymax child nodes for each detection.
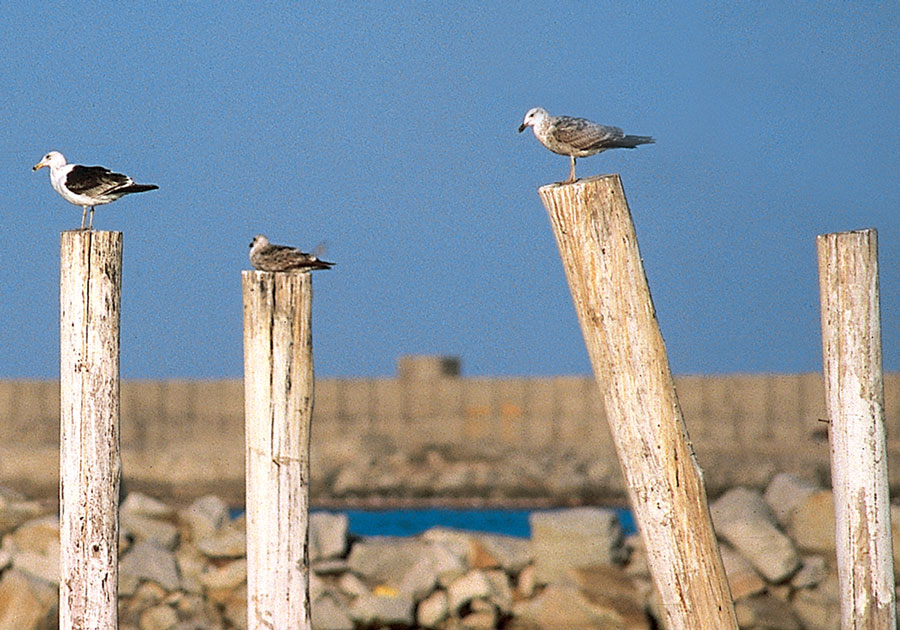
<box><xmin>249</xmin><ymin>235</ymin><xmax>335</xmax><ymax>272</ymax></box>
<box><xmin>518</xmin><ymin>107</ymin><xmax>654</xmax><ymax>183</ymax></box>
<box><xmin>32</xmin><ymin>151</ymin><xmax>158</xmax><ymax>230</ymax></box>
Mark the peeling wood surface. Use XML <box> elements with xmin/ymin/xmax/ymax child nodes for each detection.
<box><xmin>817</xmin><ymin>230</ymin><xmax>896</xmax><ymax>629</ymax></box>
<box><xmin>242</xmin><ymin>271</ymin><xmax>313</xmax><ymax>630</ymax></box>
<box><xmin>59</xmin><ymin>230</ymin><xmax>122</xmax><ymax>630</ymax></box>
<box><xmin>538</xmin><ymin>176</ymin><xmax>738</xmax><ymax>630</ymax></box>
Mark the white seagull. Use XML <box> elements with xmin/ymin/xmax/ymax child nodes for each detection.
<box><xmin>249</xmin><ymin>235</ymin><xmax>335</xmax><ymax>272</ymax></box>
<box><xmin>32</xmin><ymin>151</ymin><xmax>159</xmax><ymax>230</ymax></box>
<box><xmin>518</xmin><ymin>107</ymin><xmax>654</xmax><ymax>183</ymax></box>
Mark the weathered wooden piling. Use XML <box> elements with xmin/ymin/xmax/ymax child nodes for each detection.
<box><xmin>59</xmin><ymin>230</ymin><xmax>123</xmax><ymax>630</ymax></box>
<box><xmin>537</xmin><ymin>175</ymin><xmax>738</xmax><ymax>630</ymax></box>
<box><xmin>816</xmin><ymin>229</ymin><xmax>895</xmax><ymax>629</ymax></box>
<box><xmin>242</xmin><ymin>271</ymin><xmax>314</xmax><ymax>630</ymax></box>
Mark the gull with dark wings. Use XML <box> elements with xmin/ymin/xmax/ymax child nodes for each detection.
<box><xmin>518</xmin><ymin>107</ymin><xmax>654</xmax><ymax>183</ymax></box>
<box><xmin>249</xmin><ymin>235</ymin><xmax>334</xmax><ymax>272</ymax></box>
<box><xmin>33</xmin><ymin>151</ymin><xmax>159</xmax><ymax>230</ymax></box>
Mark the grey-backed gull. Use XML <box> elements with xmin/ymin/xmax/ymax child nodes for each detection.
<box><xmin>518</xmin><ymin>107</ymin><xmax>654</xmax><ymax>183</ymax></box>
<box><xmin>249</xmin><ymin>235</ymin><xmax>335</xmax><ymax>272</ymax></box>
<box><xmin>32</xmin><ymin>151</ymin><xmax>159</xmax><ymax>230</ymax></box>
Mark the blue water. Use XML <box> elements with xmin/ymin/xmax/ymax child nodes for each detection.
<box><xmin>313</xmin><ymin>507</ymin><xmax>637</xmax><ymax>538</ymax></box>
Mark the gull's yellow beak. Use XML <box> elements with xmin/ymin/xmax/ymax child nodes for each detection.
<box><xmin>32</xmin><ymin>161</ymin><xmax>46</xmax><ymax>171</ymax></box>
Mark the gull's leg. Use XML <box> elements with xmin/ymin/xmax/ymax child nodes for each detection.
<box><xmin>567</xmin><ymin>156</ymin><xmax>577</xmax><ymax>183</ymax></box>
<box><xmin>80</xmin><ymin>206</ymin><xmax>88</xmax><ymax>230</ymax></box>
<box><xmin>88</xmin><ymin>207</ymin><xmax>95</xmax><ymax>230</ymax></box>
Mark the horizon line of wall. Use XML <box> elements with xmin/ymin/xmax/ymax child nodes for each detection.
<box><xmin>2</xmin><ymin>355</ymin><xmax>898</xmax><ymax>504</ymax></box>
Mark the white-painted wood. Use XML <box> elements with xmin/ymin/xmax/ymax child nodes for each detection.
<box><xmin>817</xmin><ymin>229</ymin><xmax>895</xmax><ymax>629</ymax></box>
<box><xmin>538</xmin><ymin>175</ymin><xmax>738</xmax><ymax>630</ymax></box>
<box><xmin>59</xmin><ymin>230</ymin><xmax>122</xmax><ymax>630</ymax></box>
<box><xmin>242</xmin><ymin>270</ymin><xmax>313</xmax><ymax>630</ymax></box>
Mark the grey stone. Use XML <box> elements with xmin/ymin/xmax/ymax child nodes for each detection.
<box><xmin>122</xmin><ymin>513</ymin><xmax>180</xmax><ymax>550</ymax></box>
<box><xmin>312</xmin><ymin>558</ymin><xmax>350</xmax><ymax>575</ymax></box>
<box><xmin>530</xmin><ymin>507</ymin><xmax>624</xmax><ymax>584</ymax></box>
<box><xmin>179</xmin><ymin>495</ymin><xmax>228</xmax><ymax>541</ymax></box>
<box><xmin>397</xmin><ymin>555</ymin><xmax>438</xmax><ymax>600</ymax></box>
<box><xmin>484</xmin><ymin>569</ymin><xmax>513</xmax><ymax>613</ymax></box>
<box><xmin>312</xmin><ymin>593</ymin><xmax>354</xmax><ymax>630</ymax></box>
<box><xmin>122</xmin><ymin>492</ymin><xmax>175</xmax><ymax>519</ymax></box>
<box><xmin>764</xmin><ymin>473</ymin><xmax>820</xmax><ymax>526</ymax></box>
<box><xmin>196</xmin><ymin>522</ymin><xmax>245</xmax><ymax>559</ymax></box>
<box><xmin>347</xmin><ymin>538</ymin><xmax>430</xmax><ymax>583</ymax></box>
<box><xmin>791</xmin><ymin>555</ymin><xmax>827</xmax><ymax>589</ymax></box>
<box><xmin>461</xmin><ymin>606</ymin><xmax>497</xmax><ymax>629</ymax></box>
<box><xmin>719</xmin><ymin>546</ymin><xmax>766</xmax><ymax>601</ymax></box>
<box><xmin>711</xmin><ymin>487</ymin><xmax>800</xmax><ymax>582</ymax></box>
<box><xmin>199</xmin><ymin>558</ymin><xmax>246</xmax><ymax>590</ymax></box>
<box><xmin>473</xmin><ymin>533</ymin><xmax>531</xmax><ymax>573</ymax></box>
<box><xmin>417</xmin><ymin>590</ymin><xmax>448</xmax><ymax>628</ymax></box>
<box><xmin>514</xmin><ymin>583</ymin><xmax>630</xmax><ymax>629</ymax></box>
<box><xmin>788</xmin><ymin>490</ymin><xmax>835</xmax><ymax>554</ymax></box>
<box><xmin>734</xmin><ymin>594</ymin><xmax>801</xmax><ymax>630</ymax></box>
<box><xmin>447</xmin><ymin>570</ymin><xmax>492</xmax><ymax>612</ymax></box>
<box><xmin>120</xmin><ymin>540</ymin><xmax>181</xmax><ymax>591</ymax></box>
<box><xmin>516</xmin><ymin>564</ymin><xmax>536</xmax><ymax>599</ymax></box>
<box><xmin>310</xmin><ymin>512</ymin><xmax>348</xmax><ymax>561</ymax></box>
<box><xmin>349</xmin><ymin>591</ymin><xmax>414</xmax><ymax>626</ymax></box>
<box><xmin>0</xmin><ymin>570</ymin><xmax>56</xmax><ymax>630</ymax></box>
<box><xmin>139</xmin><ymin>604</ymin><xmax>178</xmax><ymax>630</ymax></box>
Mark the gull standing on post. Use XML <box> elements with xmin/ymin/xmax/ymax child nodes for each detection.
<box><xmin>518</xmin><ymin>107</ymin><xmax>654</xmax><ymax>183</ymax></box>
<box><xmin>249</xmin><ymin>235</ymin><xmax>335</xmax><ymax>272</ymax></box>
<box><xmin>33</xmin><ymin>151</ymin><xmax>159</xmax><ymax>230</ymax></box>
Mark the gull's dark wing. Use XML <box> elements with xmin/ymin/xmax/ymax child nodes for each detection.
<box><xmin>65</xmin><ymin>165</ymin><xmax>132</xmax><ymax>196</ymax></box>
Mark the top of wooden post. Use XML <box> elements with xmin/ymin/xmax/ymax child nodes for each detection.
<box><xmin>538</xmin><ymin>173</ymin><xmax>621</xmax><ymax>192</ymax></box>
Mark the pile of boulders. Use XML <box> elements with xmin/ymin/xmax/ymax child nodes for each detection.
<box><xmin>0</xmin><ymin>472</ymin><xmax>895</xmax><ymax>630</ymax></box>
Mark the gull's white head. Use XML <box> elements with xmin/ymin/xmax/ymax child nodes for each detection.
<box><xmin>518</xmin><ymin>107</ymin><xmax>549</xmax><ymax>133</ymax></box>
<box><xmin>249</xmin><ymin>235</ymin><xmax>270</xmax><ymax>252</ymax></box>
<box><xmin>32</xmin><ymin>151</ymin><xmax>67</xmax><ymax>172</ymax></box>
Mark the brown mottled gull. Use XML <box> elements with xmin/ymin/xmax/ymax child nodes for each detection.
<box><xmin>249</xmin><ymin>235</ymin><xmax>334</xmax><ymax>272</ymax></box>
<box><xmin>518</xmin><ymin>107</ymin><xmax>654</xmax><ymax>183</ymax></box>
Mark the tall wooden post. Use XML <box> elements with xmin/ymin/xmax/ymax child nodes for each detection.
<box><xmin>59</xmin><ymin>230</ymin><xmax>122</xmax><ymax>630</ymax></box>
<box><xmin>816</xmin><ymin>229</ymin><xmax>895</xmax><ymax>629</ymax></box>
<box><xmin>537</xmin><ymin>175</ymin><xmax>738</xmax><ymax>630</ymax></box>
<box><xmin>242</xmin><ymin>271</ymin><xmax>314</xmax><ymax>630</ymax></box>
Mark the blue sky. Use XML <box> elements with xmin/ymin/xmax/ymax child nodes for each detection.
<box><xmin>2</xmin><ymin>4</ymin><xmax>898</xmax><ymax>378</ymax></box>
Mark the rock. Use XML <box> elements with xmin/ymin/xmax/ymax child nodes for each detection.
<box><xmin>179</xmin><ymin>495</ymin><xmax>228</xmax><ymax>541</ymax></box>
<box><xmin>890</xmin><ymin>503</ymin><xmax>900</xmax><ymax>577</ymax></box>
<box><xmin>417</xmin><ymin>590</ymin><xmax>449</xmax><ymax>628</ymax></box>
<box><xmin>7</xmin><ymin>516</ymin><xmax>60</xmax><ymax>585</ymax></box>
<box><xmin>313</xmin><ymin>593</ymin><xmax>354</xmax><ymax>630</ymax></box>
<box><xmin>220</xmin><ymin>583</ymin><xmax>247</xmax><ymax>630</ymax></box>
<box><xmin>349</xmin><ymin>590</ymin><xmax>414</xmax><ymax>627</ymax></box>
<box><xmin>764</xmin><ymin>473</ymin><xmax>819</xmax><ymax>526</ymax></box>
<box><xmin>516</xmin><ymin>564</ymin><xmax>536</xmax><ymax>599</ymax></box>
<box><xmin>472</xmin><ymin>533</ymin><xmax>531</xmax><ymax>573</ymax></box>
<box><xmin>310</xmin><ymin>512</ymin><xmax>348</xmax><ymax>561</ymax></box>
<box><xmin>791</xmin><ymin>555</ymin><xmax>827</xmax><ymax>589</ymax></box>
<box><xmin>0</xmin><ymin>498</ymin><xmax>45</xmax><ymax>538</ymax></box>
<box><xmin>787</xmin><ymin>490</ymin><xmax>835</xmax><ymax>554</ymax></box>
<box><xmin>196</xmin><ymin>521</ymin><xmax>245</xmax><ymax>558</ymax></box>
<box><xmin>347</xmin><ymin>538</ymin><xmax>430</xmax><ymax>583</ymax></box>
<box><xmin>397</xmin><ymin>555</ymin><xmax>438</xmax><ymax>599</ymax></box>
<box><xmin>461</xmin><ymin>605</ymin><xmax>497</xmax><ymax>629</ymax></box>
<box><xmin>569</xmin><ymin>565</ymin><xmax>651</xmax><ymax>630</ymax></box>
<box><xmin>199</xmin><ymin>558</ymin><xmax>246</xmax><ymax>591</ymax></box>
<box><xmin>0</xmin><ymin>570</ymin><xmax>56</xmax><ymax>630</ymax></box>
<box><xmin>122</xmin><ymin>492</ymin><xmax>175</xmax><ymax>519</ymax></box>
<box><xmin>734</xmin><ymin>594</ymin><xmax>801</xmax><ymax>630</ymax></box>
<box><xmin>530</xmin><ymin>508</ymin><xmax>625</xmax><ymax>584</ymax></box>
<box><xmin>175</xmin><ymin>546</ymin><xmax>207</xmax><ymax>594</ymax></box>
<box><xmin>120</xmin><ymin>540</ymin><xmax>181</xmax><ymax>591</ymax></box>
<box><xmin>484</xmin><ymin>569</ymin><xmax>513</xmax><ymax>614</ymax></box>
<box><xmin>447</xmin><ymin>570</ymin><xmax>492</xmax><ymax>612</ymax></box>
<box><xmin>711</xmin><ymin>487</ymin><xmax>800</xmax><ymax>582</ymax></box>
<box><xmin>337</xmin><ymin>572</ymin><xmax>369</xmax><ymax>598</ymax></box>
<box><xmin>719</xmin><ymin>546</ymin><xmax>766</xmax><ymax>601</ymax></box>
<box><xmin>139</xmin><ymin>604</ymin><xmax>178</xmax><ymax>630</ymax></box>
<box><xmin>514</xmin><ymin>584</ymin><xmax>633</xmax><ymax>630</ymax></box>
<box><xmin>792</xmin><ymin>574</ymin><xmax>841</xmax><ymax>630</ymax></box>
<box><xmin>122</xmin><ymin>513</ymin><xmax>180</xmax><ymax>550</ymax></box>
<box><xmin>312</xmin><ymin>558</ymin><xmax>349</xmax><ymax>575</ymax></box>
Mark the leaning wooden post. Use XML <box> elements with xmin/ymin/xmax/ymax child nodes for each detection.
<box><xmin>242</xmin><ymin>271</ymin><xmax>314</xmax><ymax>630</ymax></box>
<box><xmin>59</xmin><ymin>230</ymin><xmax>123</xmax><ymax>630</ymax></box>
<box><xmin>816</xmin><ymin>229</ymin><xmax>895</xmax><ymax>629</ymax></box>
<box><xmin>538</xmin><ymin>175</ymin><xmax>738</xmax><ymax>630</ymax></box>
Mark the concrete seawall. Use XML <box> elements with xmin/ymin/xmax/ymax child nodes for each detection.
<box><xmin>2</xmin><ymin>357</ymin><xmax>898</xmax><ymax>505</ymax></box>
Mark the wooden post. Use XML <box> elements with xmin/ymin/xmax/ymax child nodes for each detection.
<box><xmin>242</xmin><ymin>271</ymin><xmax>314</xmax><ymax>630</ymax></box>
<box><xmin>537</xmin><ymin>175</ymin><xmax>738</xmax><ymax>630</ymax></box>
<box><xmin>816</xmin><ymin>229</ymin><xmax>895</xmax><ymax>629</ymax></box>
<box><xmin>59</xmin><ymin>230</ymin><xmax>122</xmax><ymax>630</ymax></box>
